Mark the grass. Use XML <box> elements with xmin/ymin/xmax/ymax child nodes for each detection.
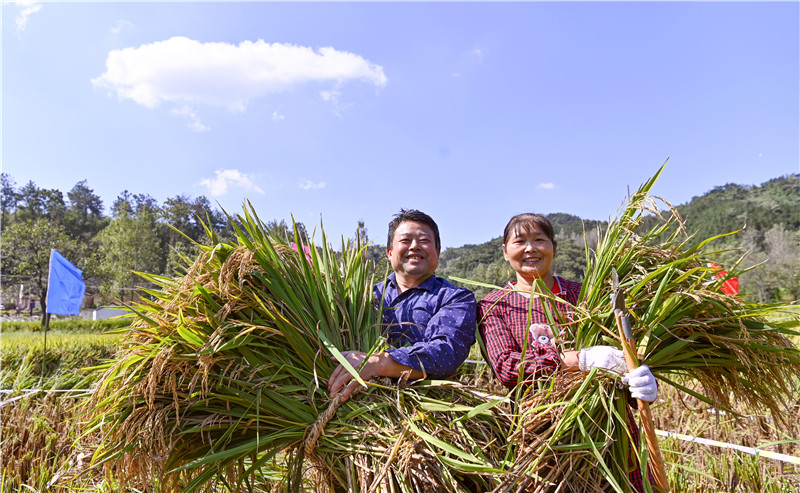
<box><xmin>0</xmin><ymin>331</ymin><xmax>123</xmax><ymax>390</ymax></box>
<box><xmin>2</xmin><ymin>342</ymin><xmax>799</xmax><ymax>492</ymax></box>
<box><xmin>0</xmin><ymin>330</ymin><xmax>125</xmax><ymax>492</ymax></box>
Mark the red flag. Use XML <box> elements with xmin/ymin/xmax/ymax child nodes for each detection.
<box><xmin>708</xmin><ymin>262</ymin><xmax>739</xmax><ymax>296</ymax></box>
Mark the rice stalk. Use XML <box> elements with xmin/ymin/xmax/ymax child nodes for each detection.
<box><xmin>84</xmin><ymin>203</ymin><xmax>513</xmax><ymax>492</ymax></box>
<box><xmin>485</xmin><ymin>162</ymin><xmax>800</xmax><ymax>492</ymax></box>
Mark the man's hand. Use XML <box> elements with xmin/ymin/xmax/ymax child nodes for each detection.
<box><xmin>328</xmin><ymin>351</ymin><xmax>369</xmax><ymax>401</ymax></box>
<box><xmin>327</xmin><ymin>350</ymin><xmax>423</xmax><ymax>402</ymax></box>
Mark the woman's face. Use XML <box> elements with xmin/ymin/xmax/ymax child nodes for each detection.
<box><xmin>502</xmin><ymin>224</ymin><xmax>555</xmax><ymax>282</ymax></box>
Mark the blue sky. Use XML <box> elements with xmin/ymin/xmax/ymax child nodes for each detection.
<box><xmin>3</xmin><ymin>1</ymin><xmax>798</xmax><ymax>249</ymax></box>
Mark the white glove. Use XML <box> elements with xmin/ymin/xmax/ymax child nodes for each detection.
<box><xmin>623</xmin><ymin>365</ymin><xmax>658</xmax><ymax>402</ymax></box>
<box><xmin>578</xmin><ymin>346</ymin><xmax>627</xmax><ymax>375</ymax></box>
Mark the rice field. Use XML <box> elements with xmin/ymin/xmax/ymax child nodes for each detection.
<box><xmin>3</xmin><ymin>174</ymin><xmax>799</xmax><ymax>492</ymax></box>
<box><xmin>1</xmin><ymin>326</ymin><xmax>798</xmax><ymax>492</ymax></box>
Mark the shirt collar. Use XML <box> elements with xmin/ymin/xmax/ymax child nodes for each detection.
<box><xmin>387</xmin><ymin>272</ymin><xmax>438</xmax><ymax>293</ymax></box>
<box><xmin>508</xmin><ymin>277</ymin><xmax>561</xmax><ymax>294</ymax></box>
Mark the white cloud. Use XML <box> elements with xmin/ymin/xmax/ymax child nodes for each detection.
<box><xmin>92</xmin><ymin>36</ymin><xmax>387</xmax><ymax>113</ymax></box>
<box><xmin>320</xmin><ymin>87</ymin><xmax>353</xmax><ymax>117</ymax></box>
<box><xmin>299</xmin><ymin>180</ymin><xmax>326</xmax><ymax>191</ymax></box>
<box><xmin>537</xmin><ymin>182</ymin><xmax>556</xmax><ymax>190</ymax></box>
<box><xmin>272</xmin><ymin>110</ymin><xmax>285</xmax><ymax>121</ymax></box>
<box><xmin>469</xmin><ymin>48</ymin><xmax>486</xmax><ymax>63</ymax></box>
<box><xmin>171</xmin><ymin>105</ymin><xmax>209</xmax><ymax>132</ymax></box>
<box><xmin>13</xmin><ymin>0</ymin><xmax>41</xmax><ymax>32</ymax></box>
<box><xmin>199</xmin><ymin>169</ymin><xmax>264</xmax><ymax>197</ymax></box>
<box><xmin>110</xmin><ymin>20</ymin><xmax>133</xmax><ymax>35</ymax></box>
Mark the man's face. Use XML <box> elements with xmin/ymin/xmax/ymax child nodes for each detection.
<box><xmin>387</xmin><ymin>221</ymin><xmax>440</xmax><ymax>282</ymax></box>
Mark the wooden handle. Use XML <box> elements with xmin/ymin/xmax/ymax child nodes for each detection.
<box><xmin>615</xmin><ymin>311</ymin><xmax>670</xmax><ymax>493</ymax></box>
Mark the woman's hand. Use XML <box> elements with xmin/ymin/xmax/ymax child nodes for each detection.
<box><xmin>624</xmin><ymin>365</ymin><xmax>658</xmax><ymax>402</ymax></box>
<box><xmin>578</xmin><ymin>346</ymin><xmax>627</xmax><ymax>375</ymax></box>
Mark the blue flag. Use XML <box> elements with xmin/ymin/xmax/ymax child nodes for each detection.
<box><xmin>46</xmin><ymin>249</ymin><xmax>86</xmax><ymax>315</ymax></box>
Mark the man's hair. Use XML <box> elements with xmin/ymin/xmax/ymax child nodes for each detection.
<box><xmin>502</xmin><ymin>213</ymin><xmax>557</xmax><ymax>252</ymax></box>
<box><xmin>387</xmin><ymin>209</ymin><xmax>441</xmax><ymax>250</ymax></box>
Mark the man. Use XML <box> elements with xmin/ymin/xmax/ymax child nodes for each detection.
<box><xmin>328</xmin><ymin>209</ymin><xmax>477</xmax><ymax>401</ymax></box>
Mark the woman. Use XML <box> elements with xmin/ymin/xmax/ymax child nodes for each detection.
<box><xmin>478</xmin><ymin>213</ymin><xmax>657</xmax><ymax>491</ymax></box>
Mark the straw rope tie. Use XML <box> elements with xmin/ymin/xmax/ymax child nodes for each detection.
<box><xmin>304</xmin><ymin>392</ymin><xmax>345</xmax><ymax>459</ymax></box>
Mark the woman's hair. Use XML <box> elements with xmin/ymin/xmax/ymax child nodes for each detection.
<box><xmin>502</xmin><ymin>213</ymin><xmax>557</xmax><ymax>251</ymax></box>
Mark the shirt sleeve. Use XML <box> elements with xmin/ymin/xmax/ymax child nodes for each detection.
<box><xmin>478</xmin><ymin>293</ymin><xmax>560</xmax><ymax>388</ymax></box>
<box><xmin>386</xmin><ymin>288</ymin><xmax>477</xmax><ymax>378</ymax></box>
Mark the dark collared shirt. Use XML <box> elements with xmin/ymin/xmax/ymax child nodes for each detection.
<box><xmin>375</xmin><ymin>273</ymin><xmax>477</xmax><ymax>378</ymax></box>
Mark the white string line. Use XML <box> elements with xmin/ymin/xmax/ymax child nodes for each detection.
<box><xmin>655</xmin><ymin>429</ymin><xmax>800</xmax><ymax>465</ymax></box>
<box><xmin>0</xmin><ymin>389</ymin><xmax>93</xmax><ymax>393</ymax></box>
<box><xmin>0</xmin><ymin>389</ymin><xmax>93</xmax><ymax>408</ymax></box>
<box><xmin>463</xmin><ymin>360</ymin><xmax>800</xmax><ymax>465</ymax></box>
<box><xmin>3</xmin><ymin>386</ymin><xmax>799</xmax><ymax>465</ymax></box>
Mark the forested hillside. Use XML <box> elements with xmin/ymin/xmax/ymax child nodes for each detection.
<box><xmin>439</xmin><ymin>174</ymin><xmax>800</xmax><ymax>302</ymax></box>
<box><xmin>2</xmin><ymin>173</ymin><xmax>797</xmax><ymax>318</ymax></box>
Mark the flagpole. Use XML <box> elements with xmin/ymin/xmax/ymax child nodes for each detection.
<box><xmin>43</xmin><ymin>249</ymin><xmax>87</xmax><ymax>384</ymax></box>
<box><xmin>43</xmin><ymin>250</ymin><xmax>54</xmax><ymax>384</ymax></box>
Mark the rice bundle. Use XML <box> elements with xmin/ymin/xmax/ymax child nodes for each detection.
<box><xmin>498</xmin><ymin>163</ymin><xmax>800</xmax><ymax>492</ymax></box>
<box><xmin>85</xmin><ymin>206</ymin><xmax>512</xmax><ymax>492</ymax></box>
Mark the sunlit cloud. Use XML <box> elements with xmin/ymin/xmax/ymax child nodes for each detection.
<box><xmin>469</xmin><ymin>48</ymin><xmax>486</xmax><ymax>63</ymax></box>
<box><xmin>110</xmin><ymin>20</ymin><xmax>133</xmax><ymax>35</ymax></box>
<box><xmin>320</xmin><ymin>87</ymin><xmax>353</xmax><ymax>117</ymax></box>
<box><xmin>537</xmin><ymin>182</ymin><xmax>556</xmax><ymax>190</ymax></box>
<box><xmin>272</xmin><ymin>111</ymin><xmax>285</xmax><ymax>121</ymax></box>
<box><xmin>92</xmin><ymin>37</ymin><xmax>387</xmax><ymax>116</ymax></box>
<box><xmin>299</xmin><ymin>180</ymin><xmax>326</xmax><ymax>191</ymax></box>
<box><xmin>199</xmin><ymin>169</ymin><xmax>264</xmax><ymax>197</ymax></box>
<box><xmin>171</xmin><ymin>106</ymin><xmax>209</xmax><ymax>132</ymax></box>
<box><xmin>13</xmin><ymin>0</ymin><xmax>41</xmax><ymax>32</ymax></box>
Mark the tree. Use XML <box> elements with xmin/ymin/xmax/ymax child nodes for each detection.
<box><xmin>111</xmin><ymin>190</ymin><xmax>134</xmax><ymax>217</ymax></box>
<box><xmin>552</xmin><ymin>240</ymin><xmax>586</xmax><ymax>282</ymax></box>
<box><xmin>188</xmin><ymin>195</ymin><xmax>227</xmax><ymax>236</ymax></box>
<box><xmin>16</xmin><ymin>181</ymin><xmax>67</xmax><ymax>223</ymax></box>
<box><xmin>96</xmin><ymin>204</ymin><xmax>165</xmax><ymax>301</ymax></box>
<box><xmin>66</xmin><ymin>179</ymin><xmax>106</xmax><ymax>240</ymax></box>
<box><xmin>761</xmin><ymin>224</ymin><xmax>800</xmax><ymax>301</ymax></box>
<box><xmin>0</xmin><ymin>218</ymin><xmax>89</xmax><ymax>326</ymax></box>
<box><xmin>1</xmin><ymin>173</ymin><xmax>18</xmax><ymax>231</ymax></box>
<box><xmin>160</xmin><ymin>194</ymin><xmax>229</xmax><ymax>274</ymax></box>
<box><xmin>112</xmin><ymin>191</ymin><xmax>161</xmax><ymax>219</ymax></box>
<box><xmin>354</xmin><ymin>219</ymin><xmax>369</xmax><ymax>246</ymax></box>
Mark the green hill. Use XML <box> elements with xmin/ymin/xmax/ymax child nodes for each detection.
<box><xmin>438</xmin><ymin>174</ymin><xmax>800</xmax><ymax>302</ymax></box>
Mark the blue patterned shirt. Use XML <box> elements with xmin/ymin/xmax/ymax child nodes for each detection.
<box><xmin>375</xmin><ymin>273</ymin><xmax>477</xmax><ymax>378</ymax></box>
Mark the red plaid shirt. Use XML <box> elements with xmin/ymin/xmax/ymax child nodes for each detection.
<box><xmin>478</xmin><ymin>277</ymin><xmax>651</xmax><ymax>492</ymax></box>
<box><xmin>477</xmin><ymin>277</ymin><xmax>582</xmax><ymax>388</ymax></box>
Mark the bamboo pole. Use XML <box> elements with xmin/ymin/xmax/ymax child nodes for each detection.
<box><xmin>615</xmin><ymin>308</ymin><xmax>670</xmax><ymax>493</ymax></box>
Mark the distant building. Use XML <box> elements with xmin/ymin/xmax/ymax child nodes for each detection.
<box><xmin>88</xmin><ymin>306</ymin><xmax>133</xmax><ymax>321</ymax></box>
